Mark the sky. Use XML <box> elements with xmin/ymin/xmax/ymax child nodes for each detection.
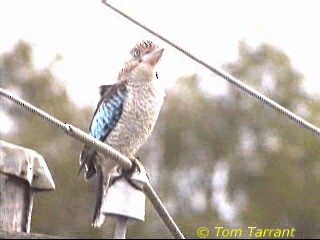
<box><xmin>1</xmin><ymin>0</ymin><xmax>320</xmax><ymax>108</ymax></box>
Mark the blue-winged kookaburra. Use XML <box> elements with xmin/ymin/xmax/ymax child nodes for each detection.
<box><xmin>79</xmin><ymin>41</ymin><xmax>165</xmax><ymax>227</ymax></box>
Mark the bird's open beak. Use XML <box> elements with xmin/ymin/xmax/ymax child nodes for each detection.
<box><xmin>143</xmin><ymin>48</ymin><xmax>164</xmax><ymax>67</ymax></box>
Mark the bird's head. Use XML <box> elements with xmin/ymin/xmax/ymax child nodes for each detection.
<box><xmin>130</xmin><ymin>40</ymin><xmax>158</xmax><ymax>60</ymax></box>
<box><xmin>118</xmin><ymin>41</ymin><xmax>164</xmax><ymax>84</ymax></box>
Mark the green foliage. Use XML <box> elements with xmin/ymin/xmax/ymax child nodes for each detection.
<box><xmin>1</xmin><ymin>40</ymin><xmax>320</xmax><ymax>238</ymax></box>
<box><xmin>223</xmin><ymin>42</ymin><xmax>320</xmax><ymax>238</ymax></box>
<box><xmin>0</xmin><ymin>41</ymin><xmax>109</xmax><ymax>238</ymax></box>
<box><xmin>141</xmin><ymin>42</ymin><xmax>320</xmax><ymax>238</ymax></box>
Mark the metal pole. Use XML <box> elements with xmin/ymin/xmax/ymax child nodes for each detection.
<box><xmin>113</xmin><ymin>216</ymin><xmax>128</xmax><ymax>239</ymax></box>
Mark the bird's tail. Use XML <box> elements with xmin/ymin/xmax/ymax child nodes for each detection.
<box><xmin>79</xmin><ymin>145</ymin><xmax>97</xmax><ymax>179</ymax></box>
<box><xmin>92</xmin><ymin>164</ymin><xmax>106</xmax><ymax>228</ymax></box>
<box><xmin>79</xmin><ymin>146</ymin><xmax>109</xmax><ymax>227</ymax></box>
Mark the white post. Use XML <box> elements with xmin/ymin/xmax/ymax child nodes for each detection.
<box><xmin>113</xmin><ymin>216</ymin><xmax>128</xmax><ymax>239</ymax></box>
<box><xmin>0</xmin><ymin>140</ymin><xmax>55</xmax><ymax>233</ymax></box>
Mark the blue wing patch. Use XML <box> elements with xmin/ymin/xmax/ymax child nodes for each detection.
<box><xmin>89</xmin><ymin>82</ymin><xmax>127</xmax><ymax>142</ymax></box>
<box><xmin>79</xmin><ymin>81</ymin><xmax>127</xmax><ymax>179</ymax></box>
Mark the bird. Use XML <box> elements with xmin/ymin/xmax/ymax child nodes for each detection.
<box><xmin>79</xmin><ymin>40</ymin><xmax>165</xmax><ymax>227</ymax></box>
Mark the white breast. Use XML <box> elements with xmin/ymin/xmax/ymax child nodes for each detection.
<box><xmin>106</xmin><ymin>81</ymin><xmax>165</xmax><ymax>157</ymax></box>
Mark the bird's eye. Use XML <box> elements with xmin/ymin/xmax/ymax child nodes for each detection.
<box><xmin>133</xmin><ymin>50</ymin><xmax>140</xmax><ymax>58</ymax></box>
<box><xmin>156</xmin><ymin>72</ymin><xmax>158</xmax><ymax>79</ymax></box>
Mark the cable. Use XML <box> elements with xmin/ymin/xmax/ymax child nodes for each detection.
<box><xmin>144</xmin><ymin>182</ymin><xmax>185</xmax><ymax>239</ymax></box>
<box><xmin>0</xmin><ymin>87</ymin><xmax>67</xmax><ymax>132</ymax></box>
<box><xmin>0</xmin><ymin>87</ymin><xmax>185</xmax><ymax>239</ymax></box>
<box><xmin>101</xmin><ymin>0</ymin><xmax>320</xmax><ymax>137</ymax></box>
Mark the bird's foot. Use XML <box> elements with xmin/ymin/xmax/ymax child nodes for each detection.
<box><xmin>131</xmin><ymin>156</ymin><xmax>149</xmax><ymax>180</ymax></box>
<box><xmin>113</xmin><ymin>156</ymin><xmax>141</xmax><ymax>174</ymax></box>
<box><xmin>109</xmin><ymin>157</ymin><xmax>144</xmax><ymax>190</ymax></box>
<box><xmin>130</xmin><ymin>156</ymin><xmax>143</xmax><ymax>174</ymax></box>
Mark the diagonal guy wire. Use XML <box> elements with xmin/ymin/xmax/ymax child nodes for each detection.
<box><xmin>0</xmin><ymin>87</ymin><xmax>185</xmax><ymax>239</ymax></box>
<box><xmin>101</xmin><ymin>0</ymin><xmax>320</xmax><ymax>137</ymax></box>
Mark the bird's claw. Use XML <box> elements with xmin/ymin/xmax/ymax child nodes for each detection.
<box><xmin>130</xmin><ymin>156</ymin><xmax>142</xmax><ymax>173</ymax></box>
<box><xmin>132</xmin><ymin>156</ymin><xmax>150</xmax><ymax>180</ymax></box>
<box><xmin>109</xmin><ymin>157</ymin><xmax>144</xmax><ymax>190</ymax></box>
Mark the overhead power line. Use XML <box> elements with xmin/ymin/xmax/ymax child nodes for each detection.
<box><xmin>101</xmin><ymin>0</ymin><xmax>320</xmax><ymax>137</ymax></box>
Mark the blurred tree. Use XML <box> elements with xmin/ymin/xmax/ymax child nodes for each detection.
<box><xmin>140</xmin><ymin>42</ymin><xmax>320</xmax><ymax>238</ymax></box>
<box><xmin>0</xmin><ymin>41</ymin><xmax>112</xmax><ymax>238</ymax></box>
<box><xmin>223</xmin><ymin>42</ymin><xmax>320</xmax><ymax>238</ymax></box>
